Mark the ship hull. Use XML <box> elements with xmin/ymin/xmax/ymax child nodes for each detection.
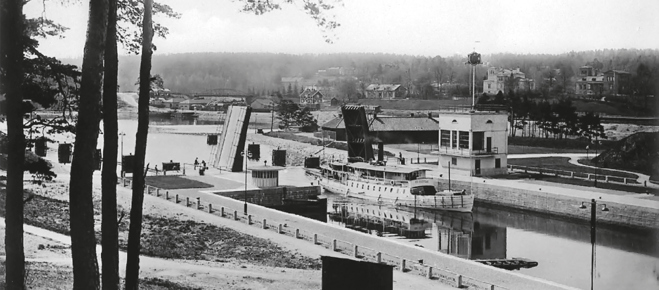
<box><xmin>317</xmin><ymin>176</ymin><xmax>473</xmax><ymax>213</ymax></box>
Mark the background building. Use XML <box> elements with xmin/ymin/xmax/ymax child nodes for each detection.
<box><xmin>364</xmin><ymin>84</ymin><xmax>406</xmax><ymax>99</ymax></box>
<box><xmin>483</xmin><ymin>67</ymin><xmax>535</xmax><ymax>95</ymax></box>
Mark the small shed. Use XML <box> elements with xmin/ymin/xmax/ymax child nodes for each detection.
<box><xmin>250</xmin><ymin>165</ymin><xmax>285</xmax><ymax>188</ymax></box>
<box><xmin>330</xmin><ymin>97</ymin><xmax>341</xmax><ymax>107</ymax></box>
<box><xmin>321</xmin><ymin>256</ymin><xmax>393</xmax><ymax>290</ymax></box>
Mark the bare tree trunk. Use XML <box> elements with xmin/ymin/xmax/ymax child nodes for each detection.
<box><xmin>1</xmin><ymin>0</ymin><xmax>26</xmax><ymax>288</ymax></box>
<box><xmin>124</xmin><ymin>0</ymin><xmax>152</xmax><ymax>288</ymax></box>
<box><xmin>101</xmin><ymin>0</ymin><xmax>119</xmax><ymax>288</ymax></box>
<box><xmin>69</xmin><ymin>0</ymin><xmax>109</xmax><ymax>289</ymax></box>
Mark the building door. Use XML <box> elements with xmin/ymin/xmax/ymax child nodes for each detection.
<box><xmin>486</xmin><ymin>137</ymin><xmax>492</xmax><ymax>152</ymax></box>
<box><xmin>475</xmin><ymin>159</ymin><xmax>481</xmax><ymax>175</ymax></box>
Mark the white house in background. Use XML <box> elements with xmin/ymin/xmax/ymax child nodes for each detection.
<box><xmin>437</xmin><ymin>111</ymin><xmax>508</xmax><ymax>176</ymax></box>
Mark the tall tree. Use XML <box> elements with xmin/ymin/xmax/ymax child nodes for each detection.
<box><xmin>1</xmin><ymin>0</ymin><xmax>27</xmax><ymax>288</ymax></box>
<box><xmin>124</xmin><ymin>0</ymin><xmax>152</xmax><ymax>288</ymax></box>
<box><xmin>101</xmin><ymin>0</ymin><xmax>120</xmax><ymax>288</ymax></box>
<box><xmin>68</xmin><ymin>0</ymin><xmax>109</xmax><ymax>289</ymax></box>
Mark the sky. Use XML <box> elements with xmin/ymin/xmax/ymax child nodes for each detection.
<box><xmin>24</xmin><ymin>0</ymin><xmax>659</xmax><ymax>59</ymax></box>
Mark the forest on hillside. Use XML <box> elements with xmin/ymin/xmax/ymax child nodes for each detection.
<box><xmin>79</xmin><ymin>49</ymin><xmax>659</xmax><ymax>98</ymax></box>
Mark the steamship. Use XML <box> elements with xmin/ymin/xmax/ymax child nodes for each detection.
<box><xmin>308</xmin><ymin>161</ymin><xmax>474</xmax><ymax>213</ymax></box>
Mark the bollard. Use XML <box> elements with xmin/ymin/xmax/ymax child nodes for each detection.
<box><xmin>400</xmin><ymin>258</ymin><xmax>406</xmax><ymax>272</ymax></box>
<box><xmin>605</xmin><ymin>176</ymin><xmax>609</xmax><ymax>183</ymax></box>
<box><xmin>186</xmin><ymin>197</ymin><xmax>190</xmax><ymax>207</ymax></box>
<box><xmin>262</xmin><ymin>219</ymin><xmax>267</xmax><ymax>229</ymax></box>
<box><xmin>455</xmin><ymin>274</ymin><xmax>462</xmax><ymax>288</ymax></box>
<box><xmin>490</xmin><ymin>285</ymin><xmax>495</xmax><ymax>290</ymax></box>
<box><xmin>208</xmin><ymin>204</ymin><xmax>213</xmax><ymax>213</ymax></box>
<box><xmin>295</xmin><ymin>228</ymin><xmax>300</xmax><ymax>239</ymax></box>
<box><xmin>196</xmin><ymin>197</ymin><xmax>201</xmax><ymax>209</ymax></box>
<box><xmin>248</xmin><ymin>215</ymin><xmax>252</xmax><ymax>225</ymax></box>
<box><xmin>353</xmin><ymin>245</ymin><xmax>358</xmax><ymax>258</ymax></box>
<box><xmin>587</xmin><ymin>173</ymin><xmax>591</xmax><ymax>180</ymax></box>
<box><xmin>165</xmin><ymin>191</ymin><xmax>169</xmax><ymax>200</ymax></box>
<box><xmin>156</xmin><ymin>188</ymin><xmax>160</xmax><ymax>197</ymax></box>
<box><xmin>427</xmin><ymin>266</ymin><xmax>433</xmax><ymax>279</ymax></box>
<box><xmin>278</xmin><ymin>224</ymin><xmax>283</xmax><ymax>234</ymax></box>
<box><xmin>376</xmin><ymin>252</ymin><xmax>382</xmax><ymax>263</ymax></box>
<box><xmin>175</xmin><ymin>194</ymin><xmax>179</xmax><ymax>203</ymax></box>
<box><xmin>234</xmin><ymin>210</ymin><xmax>238</xmax><ymax>220</ymax></box>
<box><xmin>570</xmin><ymin>172</ymin><xmax>574</xmax><ymax>178</ymax></box>
<box><xmin>624</xmin><ymin>178</ymin><xmax>628</xmax><ymax>184</ymax></box>
<box><xmin>424</xmin><ymin>157</ymin><xmax>426</xmax><ymax>163</ymax></box>
<box><xmin>332</xmin><ymin>239</ymin><xmax>337</xmax><ymax>251</ymax></box>
<box><xmin>313</xmin><ymin>233</ymin><xmax>318</xmax><ymax>245</ymax></box>
<box><xmin>220</xmin><ymin>207</ymin><xmax>225</xmax><ymax>217</ymax></box>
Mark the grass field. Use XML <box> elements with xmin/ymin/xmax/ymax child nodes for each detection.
<box><xmin>508</xmin><ymin>157</ymin><xmax>639</xmax><ymax>179</ymax></box>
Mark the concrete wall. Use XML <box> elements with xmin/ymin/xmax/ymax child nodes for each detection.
<box><xmin>446</xmin><ymin>180</ymin><xmax>659</xmax><ymax>229</ymax></box>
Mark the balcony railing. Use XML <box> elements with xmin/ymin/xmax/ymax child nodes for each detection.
<box><xmin>439</xmin><ymin>146</ymin><xmax>498</xmax><ymax>156</ymax></box>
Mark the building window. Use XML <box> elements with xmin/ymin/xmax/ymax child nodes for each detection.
<box><xmin>440</xmin><ymin>130</ymin><xmax>450</xmax><ymax>147</ymax></box>
<box><xmin>472</xmin><ymin>132</ymin><xmax>484</xmax><ymax>150</ymax></box>
<box><xmin>495</xmin><ymin>158</ymin><xmax>501</xmax><ymax>168</ymax></box>
<box><xmin>451</xmin><ymin>157</ymin><xmax>457</xmax><ymax>165</ymax></box>
<box><xmin>458</xmin><ymin>131</ymin><xmax>469</xmax><ymax>149</ymax></box>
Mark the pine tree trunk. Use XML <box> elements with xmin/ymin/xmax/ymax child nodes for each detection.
<box><xmin>69</xmin><ymin>1</ymin><xmax>109</xmax><ymax>289</ymax></box>
<box><xmin>101</xmin><ymin>0</ymin><xmax>119</xmax><ymax>288</ymax></box>
<box><xmin>124</xmin><ymin>0</ymin><xmax>152</xmax><ymax>288</ymax></box>
<box><xmin>1</xmin><ymin>0</ymin><xmax>26</xmax><ymax>288</ymax></box>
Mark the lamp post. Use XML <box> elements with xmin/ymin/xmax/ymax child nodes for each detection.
<box><xmin>241</xmin><ymin>149</ymin><xmax>252</xmax><ymax>215</ymax></box>
<box><xmin>119</xmin><ymin>132</ymin><xmax>126</xmax><ymax>158</ymax></box>
<box><xmin>579</xmin><ymin>199</ymin><xmax>609</xmax><ymax>290</ymax></box>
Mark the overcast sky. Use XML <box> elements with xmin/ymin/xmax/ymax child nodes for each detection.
<box><xmin>25</xmin><ymin>0</ymin><xmax>659</xmax><ymax>59</ymax></box>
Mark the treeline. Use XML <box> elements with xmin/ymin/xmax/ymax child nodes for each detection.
<box><xmin>59</xmin><ymin>48</ymin><xmax>659</xmax><ymax>99</ymax></box>
<box><xmin>479</xmin><ymin>91</ymin><xmax>607</xmax><ymax>141</ymax></box>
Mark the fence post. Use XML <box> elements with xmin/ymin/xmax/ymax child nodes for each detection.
<box><xmin>208</xmin><ymin>203</ymin><xmax>213</xmax><ymax>213</ymax></box>
<box><xmin>427</xmin><ymin>266</ymin><xmax>433</xmax><ymax>279</ymax></box>
<box><xmin>605</xmin><ymin>176</ymin><xmax>609</xmax><ymax>183</ymax></box>
<box><xmin>278</xmin><ymin>224</ymin><xmax>283</xmax><ymax>234</ymax></box>
<box><xmin>400</xmin><ymin>258</ymin><xmax>406</xmax><ymax>272</ymax></box>
<box><xmin>196</xmin><ymin>197</ymin><xmax>201</xmax><ymax>209</ymax></box>
<box><xmin>220</xmin><ymin>207</ymin><xmax>225</xmax><ymax>217</ymax></box>
<box><xmin>145</xmin><ymin>185</ymin><xmax>150</xmax><ymax>195</ymax></box>
<box><xmin>353</xmin><ymin>245</ymin><xmax>358</xmax><ymax>258</ymax></box>
<box><xmin>570</xmin><ymin>172</ymin><xmax>574</xmax><ymax>178</ymax></box>
<box><xmin>295</xmin><ymin>228</ymin><xmax>300</xmax><ymax>239</ymax></box>
<box><xmin>156</xmin><ymin>188</ymin><xmax>160</xmax><ymax>197</ymax></box>
<box><xmin>248</xmin><ymin>215</ymin><xmax>252</xmax><ymax>225</ymax></box>
<box><xmin>262</xmin><ymin>219</ymin><xmax>267</xmax><ymax>229</ymax></box>
<box><xmin>185</xmin><ymin>197</ymin><xmax>189</xmax><ymax>207</ymax></box>
<box><xmin>175</xmin><ymin>194</ymin><xmax>179</xmax><ymax>203</ymax></box>
<box><xmin>624</xmin><ymin>178</ymin><xmax>628</xmax><ymax>184</ymax></box>
<box><xmin>332</xmin><ymin>239</ymin><xmax>337</xmax><ymax>251</ymax></box>
<box><xmin>587</xmin><ymin>173</ymin><xmax>591</xmax><ymax>180</ymax></box>
<box><xmin>376</xmin><ymin>252</ymin><xmax>382</xmax><ymax>263</ymax></box>
<box><xmin>234</xmin><ymin>210</ymin><xmax>238</xmax><ymax>220</ymax></box>
<box><xmin>313</xmin><ymin>233</ymin><xmax>318</xmax><ymax>244</ymax></box>
<box><xmin>455</xmin><ymin>274</ymin><xmax>462</xmax><ymax>288</ymax></box>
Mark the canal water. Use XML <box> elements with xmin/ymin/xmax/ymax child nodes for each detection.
<box><xmin>107</xmin><ymin>119</ymin><xmax>659</xmax><ymax>290</ymax></box>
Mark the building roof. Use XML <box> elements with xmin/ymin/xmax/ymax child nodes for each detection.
<box><xmin>250</xmin><ymin>165</ymin><xmax>286</xmax><ymax>171</ymax></box>
<box><xmin>322</xmin><ymin>115</ymin><xmax>438</xmax><ymax>132</ymax></box>
<box><xmin>603</xmin><ymin>70</ymin><xmax>631</xmax><ymax>75</ymax></box>
<box><xmin>250</xmin><ymin>98</ymin><xmax>275</xmax><ymax>107</ymax></box>
<box><xmin>179</xmin><ymin>99</ymin><xmax>210</xmax><ymax>105</ymax></box>
<box><xmin>365</xmin><ymin>84</ymin><xmax>401</xmax><ymax>91</ymax></box>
